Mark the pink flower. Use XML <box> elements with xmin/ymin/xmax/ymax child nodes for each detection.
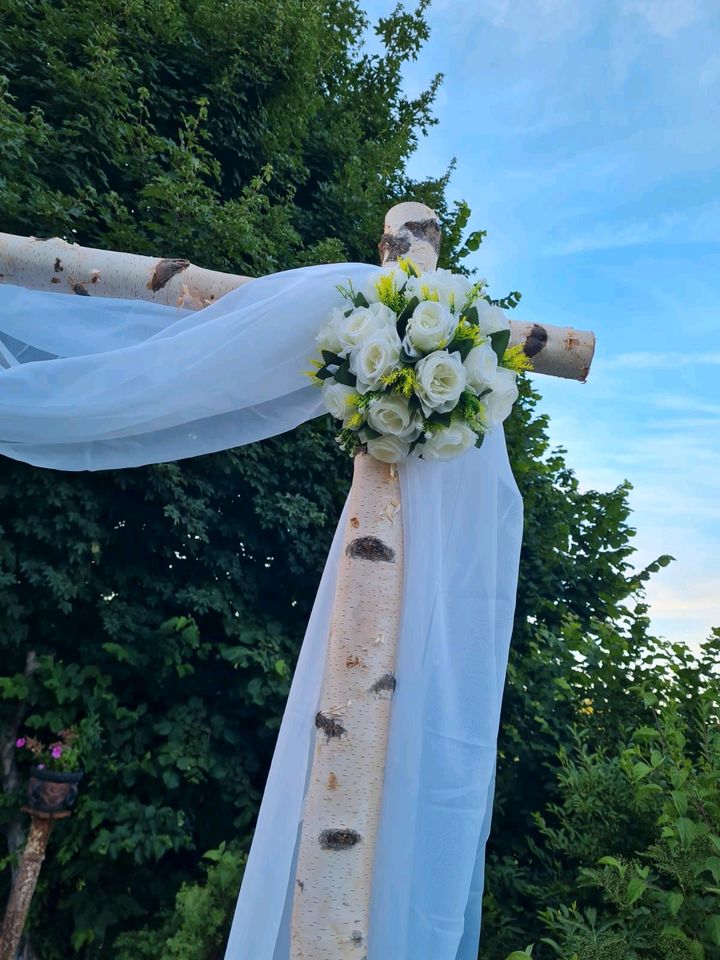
<box><xmin>15</xmin><ymin>738</ymin><xmax>26</xmax><ymax>748</ymax></box>
<box><xmin>37</xmin><ymin>764</ymin><xmax>45</xmax><ymax>770</ymax></box>
<box><xmin>51</xmin><ymin>745</ymin><xmax>63</xmax><ymax>759</ymax></box>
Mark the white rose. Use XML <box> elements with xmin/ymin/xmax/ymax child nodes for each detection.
<box><xmin>315</xmin><ymin>306</ymin><xmax>346</xmax><ymax>354</ymax></box>
<box><xmin>361</xmin><ymin>265</ymin><xmax>408</xmax><ymax>306</ymax></box>
<box><xmin>366</xmin><ymin>434</ymin><xmax>410</xmax><ymax>464</ymax></box>
<box><xmin>335</xmin><ymin>302</ymin><xmax>396</xmax><ymax>352</ymax></box>
<box><xmin>484</xmin><ymin>367</ymin><xmax>519</xmax><ymax>426</ymax></box>
<box><xmin>414</xmin><ymin>350</ymin><xmax>467</xmax><ymax>414</ymax></box>
<box><xmin>464</xmin><ymin>342</ymin><xmax>498</xmax><ymax>392</ymax></box>
<box><xmin>419</xmin><ymin>422</ymin><xmax>477</xmax><ymax>461</ymax></box>
<box><xmin>475</xmin><ymin>300</ymin><xmax>510</xmax><ymax>336</ymax></box>
<box><xmin>349</xmin><ymin>329</ymin><xmax>402</xmax><ymax>393</ymax></box>
<box><xmin>322</xmin><ymin>382</ymin><xmax>357</xmax><ymax>421</ymax></box>
<box><xmin>402</xmin><ymin>300</ymin><xmax>456</xmax><ymax>356</ymax></box>
<box><xmin>406</xmin><ymin>268</ymin><xmax>473</xmax><ymax>312</ymax></box>
<box><xmin>367</xmin><ymin>394</ymin><xmax>423</xmax><ymax>440</ymax></box>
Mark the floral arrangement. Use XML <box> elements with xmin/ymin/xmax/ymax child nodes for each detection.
<box><xmin>15</xmin><ymin>727</ymin><xmax>82</xmax><ymax>773</ymax></box>
<box><xmin>310</xmin><ymin>260</ymin><xmax>531</xmax><ymax>463</ymax></box>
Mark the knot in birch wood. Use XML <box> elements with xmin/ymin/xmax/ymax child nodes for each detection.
<box><xmin>318</xmin><ymin>828</ymin><xmax>362</xmax><ymax>851</ymax></box>
<box><xmin>345</xmin><ymin>536</ymin><xmax>395</xmax><ymax>562</ymax></box>
<box><xmin>148</xmin><ymin>258</ymin><xmax>190</xmax><ymax>292</ymax></box>
<box><xmin>523</xmin><ymin>323</ymin><xmax>549</xmax><ymax>358</ymax></box>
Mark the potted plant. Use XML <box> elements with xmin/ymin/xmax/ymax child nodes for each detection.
<box><xmin>15</xmin><ymin>727</ymin><xmax>84</xmax><ymax>815</ymax></box>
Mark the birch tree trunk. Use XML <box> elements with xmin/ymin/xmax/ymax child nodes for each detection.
<box><xmin>289</xmin><ymin>203</ymin><xmax>440</xmax><ymax>960</ymax></box>
<box><xmin>0</xmin><ymin>231</ymin><xmax>595</xmax><ymax>381</ymax></box>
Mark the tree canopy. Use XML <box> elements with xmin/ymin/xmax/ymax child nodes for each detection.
<box><xmin>1</xmin><ymin>3</ymin><xmax>712</xmax><ymax>960</ymax></box>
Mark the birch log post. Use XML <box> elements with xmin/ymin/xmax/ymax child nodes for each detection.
<box><xmin>0</xmin><ymin>231</ymin><xmax>595</xmax><ymax>381</ymax></box>
<box><xmin>289</xmin><ymin>202</ymin><xmax>440</xmax><ymax>960</ymax></box>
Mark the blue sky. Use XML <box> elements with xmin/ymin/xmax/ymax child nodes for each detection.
<box><xmin>364</xmin><ymin>0</ymin><xmax>720</xmax><ymax>646</ymax></box>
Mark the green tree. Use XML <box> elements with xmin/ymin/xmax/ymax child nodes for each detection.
<box><xmin>0</xmin><ymin>1</ymin><xmax>680</xmax><ymax>958</ymax></box>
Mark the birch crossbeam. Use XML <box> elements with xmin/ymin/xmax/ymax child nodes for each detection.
<box><xmin>0</xmin><ymin>230</ymin><xmax>595</xmax><ymax>381</ymax></box>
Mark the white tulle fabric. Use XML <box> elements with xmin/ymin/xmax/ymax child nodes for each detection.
<box><xmin>0</xmin><ymin>265</ymin><xmax>523</xmax><ymax>960</ymax></box>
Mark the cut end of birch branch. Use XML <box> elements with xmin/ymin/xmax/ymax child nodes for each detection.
<box><xmin>509</xmin><ymin>320</ymin><xmax>596</xmax><ymax>382</ymax></box>
<box><xmin>379</xmin><ymin>201</ymin><xmax>441</xmax><ymax>272</ymax></box>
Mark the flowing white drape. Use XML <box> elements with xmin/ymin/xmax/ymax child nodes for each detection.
<box><xmin>0</xmin><ymin>265</ymin><xmax>523</xmax><ymax>960</ymax></box>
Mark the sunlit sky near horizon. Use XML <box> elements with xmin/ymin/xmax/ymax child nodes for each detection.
<box><xmin>364</xmin><ymin>0</ymin><xmax>720</xmax><ymax>646</ymax></box>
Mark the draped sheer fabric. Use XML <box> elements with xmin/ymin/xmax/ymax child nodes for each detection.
<box><xmin>0</xmin><ymin>266</ymin><xmax>523</xmax><ymax>960</ymax></box>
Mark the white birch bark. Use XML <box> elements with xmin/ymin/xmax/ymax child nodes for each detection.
<box><xmin>0</xmin><ymin>229</ymin><xmax>595</xmax><ymax>381</ymax></box>
<box><xmin>0</xmin><ymin>232</ymin><xmax>251</xmax><ymax>309</ymax></box>
<box><xmin>290</xmin><ymin>203</ymin><xmax>439</xmax><ymax>959</ymax></box>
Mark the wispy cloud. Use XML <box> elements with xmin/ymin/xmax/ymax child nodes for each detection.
<box><xmin>610</xmin><ymin>352</ymin><xmax>720</xmax><ymax>369</ymax></box>
<box><xmin>546</xmin><ymin>204</ymin><xmax>720</xmax><ymax>256</ymax></box>
<box><xmin>620</xmin><ymin>0</ymin><xmax>705</xmax><ymax>38</ymax></box>
<box><xmin>651</xmin><ymin>394</ymin><xmax>720</xmax><ymax>417</ymax></box>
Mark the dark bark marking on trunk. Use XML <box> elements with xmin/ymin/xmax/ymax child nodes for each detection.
<box><xmin>315</xmin><ymin>712</ymin><xmax>346</xmax><ymax>739</ymax></box>
<box><xmin>378</xmin><ymin>233</ymin><xmax>411</xmax><ymax>263</ymax></box>
<box><xmin>71</xmin><ymin>282</ymin><xmax>90</xmax><ymax>296</ymax></box>
<box><xmin>148</xmin><ymin>258</ymin><xmax>190</xmax><ymax>292</ymax></box>
<box><xmin>369</xmin><ymin>672</ymin><xmax>396</xmax><ymax>697</ymax></box>
<box><xmin>378</xmin><ymin>218</ymin><xmax>441</xmax><ymax>265</ymax></box>
<box><xmin>319</xmin><ymin>828</ymin><xmax>361</xmax><ymax>851</ymax></box>
<box><xmin>50</xmin><ymin>277</ymin><xmax>60</xmax><ymax>284</ymax></box>
<box><xmin>53</xmin><ymin>257</ymin><xmax>63</xmax><ymax>272</ymax></box>
<box><xmin>523</xmin><ymin>324</ymin><xmax>548</xmax><ymax>358</ymax></box>
<box><xmin>406</xmin><ymin>217</ymin><xmax>441</xmax><ymax>253</ymax></box>
<box><xmin>351</xmin><ymin>930</ymin><xmax>364</xmax><ymax>945</ymax></box>
<box><xmin>346</xmin><ymin>536</ymin><xmax>395</xmax><ymax>562</ymax></box>
<box><xmin>296</xmin><ymin>878</ymin><xmax>304</xmax><ymax>892</ymax></box>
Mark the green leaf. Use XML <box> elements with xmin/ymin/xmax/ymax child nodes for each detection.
<box><xmin>633</xmin><ymin>761</ymin><xmax>652</xmax><ymax>780</ymax></box>
<box><xmin>321</xmin><ymin>350</ymin><xmax>344</xmax><ymax>366</ymax></box>
<box><xmin>705</xmin><ymin>915</ymin><xmax>720</xmax><ymax>947</ymax></box>
<box><xmin>627</xmin><ymin>877</ymin><xmax>647</xmax><ymax>904</ymax></box>
<box><xmin>460</xmin><ymin>305</ymin><xmax>479</xmax><ymax>326</ymax></box>
<box><xmin>314</xmin><ymin>366</ymin><xmax>334</xmax><ymax>381</ymax></box>
<box><xmin>447</xmin><ymin>337</ymin><xmax>473</xmax><ymax>361</ymax></box>
<box><xmin>333</xmin><ymin>360</ymin><xmax>357</xmax><ymax>387</ymax></box>
<box><xmin>427</xmin><ymin>411</ymin><xmax>452</xmax><ymax>428</ymax></box>
<box><xmin>671</xmin><ymin>790</ymin><xmax>688</xmax><ymax>814</ymax></box>
<box><xmin>464</xmin><ymin>229</ymin><xmax>487</xmax><ymax>252</ymax></box>
<box><xmin>396</xmin><ymin>296</ymin><xmax>419</xmax><ymax>338</ymax></box>
<box><xmin>490</xmin><ymin>328</ymin><xmax>511</xmax><ymax>360</ymax></box>
<box><xmin>354</xmin><ymin>292</ymin><xmax>369</xmax><ymax>308</ymax></box>
<box><xmin>667</xmin><ymin>892</ymin><xmax>684</xmax><ymax>916</ymax></box>
<box><xmin>676</xmin><ymin>817</ymin><xmax>698</xmax><ymax>847</ymax></box>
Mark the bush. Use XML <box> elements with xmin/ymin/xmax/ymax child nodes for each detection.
<box><xmin>501</xmin><ymin>629</ymin><xmax>720</xmax><ymax>960</ymax></box>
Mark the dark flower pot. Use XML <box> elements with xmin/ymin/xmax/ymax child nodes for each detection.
<box><xmin>27</xmin><ymin>766</ymin><xmax>83</xmax><ymax>814</ymax></box>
